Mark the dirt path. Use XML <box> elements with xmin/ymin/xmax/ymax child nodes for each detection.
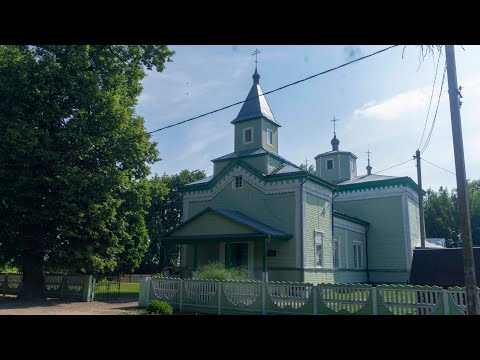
<box><xmin>0</xmin><ymin>295</ymin><xmax>139</xmax><ymax>315</ymax></box>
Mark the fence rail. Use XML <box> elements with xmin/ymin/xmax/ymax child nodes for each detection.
<box><xmin>139</xmin><ymin>278</ymin><xmax>480</xmax><ymax>315</ymax></box>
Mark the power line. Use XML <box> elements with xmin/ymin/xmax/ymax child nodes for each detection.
<box><xmin>147</xmin><ymin>45</ymin><xmax>399</xmax><ymax>135</ymax></box>
<box><xmin>373</xmin><ymin>158</ymin><xmax>414</xmax><ymax>175</ymax></box>
<box><xmin>419</xmin><ymin>49</ymin><xmax>442</xmax><ymax>150</ymax></box>
<box><xmin>421</xmin><ymin>62</ymin><xmax>447</xmax><ymax>154</ymax></box>
<box><xmin>422</xmin><ymin>157</ymin><xmax>456</xmax><ymax>175</ymax></box>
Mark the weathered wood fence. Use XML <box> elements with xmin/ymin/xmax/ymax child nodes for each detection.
<box><xmin>139</xmin><ymin>278</ymin><xmax>479</xmax><ymax>315</ymax></box>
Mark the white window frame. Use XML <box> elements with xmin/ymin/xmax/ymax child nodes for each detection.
<box><xmin>314</xmin><ymin>230</ymin><xmax>323</xmax><ymax>268</ymax></box>
<box><xmin>267</xmin><ymin>128</ymin><xmax>273</xmax><ymax>145</ymax></box>
<box><xmin>333</xmin><ymin>236</ymin><xmax>340</xmax><ymax>269</ymax></box>
<box><xmin>243</xmin><ymin>127</ymin><xmax>253</xmax><ymax>144</ymax></box>
<box><xmin>233</xmin><ymin>175</ymin><xmax>243</xmax><ymax>189</ymax></box>
<box><xmin>326</xmin><ymin>158</ymin><xmax>334</xmax><ymax>171</ymax></box>
<box><xmin>353</xmin><ymin>242</ymin><xmax>363</xmax><ymax>269</ymax></box>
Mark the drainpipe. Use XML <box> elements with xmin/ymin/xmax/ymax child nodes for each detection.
<box><xmin>365</xmin><ymin>224</ymin><xmax>370</xmax><ymax>284</ymax></box>
<box><xmin>300</xmin><ymin>172</ymin><xmax>308</xmax><ymax>282</ymax></box>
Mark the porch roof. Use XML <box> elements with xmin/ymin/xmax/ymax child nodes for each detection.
<box><xmin>162</xmin><ymin>207</ymin><xmax>292</xmax><ymax>243</ymax></box>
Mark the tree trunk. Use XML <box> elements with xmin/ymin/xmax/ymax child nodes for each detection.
<box><xmin>21</xmin><ymin>255</ymin><xmax>44</xmax><ymax>299</ymax></box>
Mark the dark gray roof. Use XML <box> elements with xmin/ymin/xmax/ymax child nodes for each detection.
<box><xmin>314</xmin><ymin>150</ymin><xmax>358</xmax><ymax>159</ymax></box>
<box><xmin>185</xmin><ymin>175</ymin><xmax>213</xmax><ymax>186</ymax></box>
<box><xmin>213</xmin><ymin>208</ymin><xmax>291</xmax><ymax>237</ymax></box>
<box><xmin>338</xmin><ymin>174</ymin><xmax>400</xmax><ymax>185</ymax></box>
<box><xmin>231</xmin><ymin>69</ymin><xmax>279</xmax><ymax>125</ymax></box>
<box><xmin>212</xmin><ymin>148</ymin><xmax>268</xmax><ymax>162</ymax></box>
<box><xmin>409</xmin><ymin>247</ymin><xmax>480</xmax><ymax>287</ymax></box>
<box><xmin>269</xmin><ymin>162</ymin><xmax>303</xmax><ymax>175</ymax></box>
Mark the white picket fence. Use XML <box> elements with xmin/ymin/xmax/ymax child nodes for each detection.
<box><xmin>141</xmin><ymin>278</ymin><xmax>477</xmax><ymax>315</ymax></box>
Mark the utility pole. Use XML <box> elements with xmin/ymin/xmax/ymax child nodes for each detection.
<box><xmin>414</xmin><ymin>149</ymin><xmax>426</xmax><ymax>248</ymax></box>
<box><xmin>445</xmin><ymin>44</ymin><xmax>479</xmax><ymax>315</ymax></box>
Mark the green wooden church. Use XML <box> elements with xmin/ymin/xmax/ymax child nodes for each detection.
<box><xmin>163</xmin><ymin>67</ymin><xmax>421</xmax><ymax>284</ymax></box>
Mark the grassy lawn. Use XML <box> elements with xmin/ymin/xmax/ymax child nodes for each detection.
<box><xmin>120</xmin><ymin>282</ymin><xmax>139</xmax><ymax>295</ymax></box>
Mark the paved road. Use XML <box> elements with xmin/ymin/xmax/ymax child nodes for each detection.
<box><xmin>0</xmin><ymin>295</ymin><xmax>139</xmax><ymax>315</ymax></box>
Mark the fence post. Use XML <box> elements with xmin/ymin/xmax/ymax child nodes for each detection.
<box><xmin>313</xmin><ymin>285</ymin><xmax>318</xmax><ymax>315</ymax></box>
<box><xmin>81</xmin><ymin>275</ymin><xmax>94</xmax><ymax>302</ymax></box>
<box><xmin>179</xmin><ymin>279</ymin><xmax>183</xmax><ymax>312</ymax></box>
<box><xmin>442</xmin><ymin>289</ymin><xmax>450</xmax><ymax>315</ymax></box>
<box><xmin>218</xmin><ymin>282</ymin><xmax>222</xmax><ymax>315</ymax></box>
<box><xmin>262</xmin><ymin>282</ymin><xmax>266</xmax><ymax>315</ymax></box>
<box><xmin>372</xmin><ymin>287</ymin><xmax>377</xmax><ymax>315</ymax></box>
<box><xmin>138</xmin><ymin>277</ymin><xmax>152</xmax><ymax>308</ymax></box>
<box><xmin>3</xmin><ymin>273</ymin><xmax>6</xmax><ymax>296</ymax></box>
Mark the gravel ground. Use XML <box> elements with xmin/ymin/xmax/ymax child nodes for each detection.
<box><xmin>0</xmin><ymin>295</ymin><xmax>139</xmax><ymax>315</ymax></box>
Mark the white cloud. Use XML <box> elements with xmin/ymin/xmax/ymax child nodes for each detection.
<box><xmin>179</xmin><ymin>120</ymin><xmax>230</xmax><ymax>160</ymax></box>
<box><xmin>353</xmin><ymin>87</ymin><xmax>430</xmax><ymax>121</ymax></box>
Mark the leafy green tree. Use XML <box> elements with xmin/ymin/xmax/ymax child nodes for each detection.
<box><xmin>424</xmin><ymin>186</ymin><xmax>459</xmax><ymax>247</ymax></box>
<box><xmin>300</xmin><ymin>163</ymin><xmax>315</xmax><ymax>174</ymax></box>
<box><xmin>140</xmin><ymin>169</ymin><xmax>206</xmax><ymax>273</ymax></box>
<box><xmin>0</xmin><ymin>45</ymin><xmax>174</xmax><ymax>297</ymax></box>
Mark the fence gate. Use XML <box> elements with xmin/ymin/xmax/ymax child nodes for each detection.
<box><xmin>93</xmin><ymin>275</ymin><xmax>121</xmax><ymax>301</ymax></box>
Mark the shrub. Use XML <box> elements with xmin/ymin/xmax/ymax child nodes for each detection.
<box><xmin>146</xmin><ymin>300</ymin><xmax>173</xmax><ymax>315</ymax></box>
<box><xmin>196</xmin><ymin>262</ymin><xmax>252</xmax><ymax>281</ymax></box>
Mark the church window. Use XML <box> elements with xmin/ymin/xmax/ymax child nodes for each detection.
<box><xmin>353</xmin><ymin>243</ymin><xmax>363</xmax><ymax>269</ymax></box>
<box><xmin>314</xmin><ymin>231</ymin><xmax>323</xmax><ymax>268</ymax></box>
<box><xmin>267</xmin><ymin>128</ymin><xmax>273</xmax><ymax>145</ymax></box>
<box><xmin>333</xmin><ymin>237</ymin><xmax>339</xmax><ymax>268</ymax></box>
<box><xmin>243</xmin><ymin>128</ymin><xmax>253</xmax><ymax>144</ymax></box>
<box><xmin>234</xmin><ymin>175</ymin><xmax>243</xmax><ymax>188</ymax></box>
<box><xmin>326</xmin><ymin>159</ymin><xmax>334</xmax><ymax>170</ymax></box>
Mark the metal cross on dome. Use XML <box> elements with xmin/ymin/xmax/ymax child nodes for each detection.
<box><xmin>330</xmin><ymin>116</ymin><xmax>340</xmax><ymax>135</ymax></box>
<box><xmin>252</xmin><ymin>48</ymin><xmax>261</xmax><ymax>65</ymax></box>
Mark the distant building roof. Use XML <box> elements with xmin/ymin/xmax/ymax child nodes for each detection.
<box><xmin>409</xmin><ymin>247</ymin><xmax>480</xmax><ymax>287</ymax></box>
<box><xmin>338</xmin><ymin>174</ymin><xmax>400</xmax><ymax>185</ymax></box>
<box><xmin>415</xmin><ymin>238</ymin><xmax>446</xmax><ymax>248</ymax></box>
<box><xmin>231</xmin><ymin>68</ymin><xmax>279</xmax><ymax>126</ymax></box>
<box><xmin>185</xmin><ymin>175</ymin><xmax>213</xmax><ymax>186</ymax></box>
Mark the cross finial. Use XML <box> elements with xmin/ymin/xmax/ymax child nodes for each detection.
<box><xmin>252</xmin><ymin>48</ymin><xmax>261</xmax><ymax>65</ymax></box>
<box><xmin>330</xmin><ymin>115</ymin><xmax>340</xmax><ymax>135</ymax></box>
<box><xmin>366</xmin><ymin>148</ymin><xmax>373</xmax><ymax>175</ymax></box>
<box><xmin>304</xmin><ymin>158</ymin><xmax>309</xmax><ymax>168</ymax></box>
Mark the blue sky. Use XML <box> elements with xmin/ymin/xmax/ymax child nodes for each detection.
<box><xmin>136</xmin><ymin>45</ymin><xmax>480</xmax><ymax>191</ymax></box>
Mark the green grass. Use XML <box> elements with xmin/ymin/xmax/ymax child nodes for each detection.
<box><xmin>120</xmin><ymin>282</ymin><xmax>139</xmax><ymax>294</ymax></box>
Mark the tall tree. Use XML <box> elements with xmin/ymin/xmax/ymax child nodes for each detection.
<box><xmin>140</xmin><ymin>169</ymin><xmax>206</xmax><ymax>273</ymax></box>
<box><xmin>0</xmin><ymin>45</ymin><xmax>174</xmax><ymax>297</ymax></box>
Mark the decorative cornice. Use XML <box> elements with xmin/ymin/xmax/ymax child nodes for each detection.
<box><xmin>334</xmin><ymin>183</ymin><xmax>418</xmax><ymax>202</ymax></box>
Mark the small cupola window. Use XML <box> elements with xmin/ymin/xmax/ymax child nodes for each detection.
<box><xmin>326</xmin><ymin>159</ymin><xmax>334</xmax><ymax>170</ymax></box>
<box><xmin>243</xmin><ymin>128</ymin><xmax>253</xmax><ymax>144</ymax></box>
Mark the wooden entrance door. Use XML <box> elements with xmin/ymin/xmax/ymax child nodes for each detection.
<box><xmin>229</xmin><ymin>243</ymin><xmax>248</xmax><ymax>269</ymax></box>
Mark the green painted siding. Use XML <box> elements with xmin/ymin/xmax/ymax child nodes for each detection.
<box><xmin>369</xmin><ymin>271</ymin><xmax>410</xmax><ymax>284</ymax></box>
<box><xmin>187</xmin><ymin>175</ymin><xmax>298</xmax><ymax>271</ymax></box>
<box><xmin>173</xmin><ymin>212</ymin><xmax>257</xmax><ymax>237</ymax></box>
<box><xmin>333</xmin><ymin>271</ymin><xmax>368</xmax><ymax>283</ymax></box>
<box><xmin>316</xmin><ymin>153</ymin><xmax>356</xmax><ymax>183</ymax></box>
<box><xmin>334</xmin><ymin>195</ymin><xmax>408</xmax><ymax>283</ymax></box>
<box><xmin>214</xmin><ymin>159</ymin><xmax>230</xmax><ymax>176</ymax></box>
<box><xmin>261</xmin><ymin>119</ymin><xmax>279</xmax><ymax>154</ymax></box>
<box><xmin>304</xmin><ymin>270</ymin><xmax>334</xmax><ymax>284</ymax></box>
<box><xmin>305</xmin><ymin>192</ymin><xmax>332</xmax><ymax>270</ymax></box>
<box><xmin>234</xmin><ymin>119</ymin><xmax>262</xmax><ymax>152</ymax></box>
<box><xmin>242</xmin><ymin>154</ymin><xmax>268</xmax><ymax>173</ymax></box>
<box><xmin>267</xmin><ymin>155</ymin><xmax>282</xmax><ymax>173</ymax></box>
<box><xmin>408</xmin><ymin>197</ymin><xmax>420</xmax><ymax>258</ymax></box>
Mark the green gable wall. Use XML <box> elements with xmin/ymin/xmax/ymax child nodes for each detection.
<box><xmin>186</xmin><ymin>176</ymin><xmax>298</xmax><ymax>271</ymax></box>
<box><xmin>172</xmin><ymin>211</ymin><xmax>257</xmax><ymax>237</ymax></box>
<box><xmin>234</xmin><ymin>118</ymin><xmax>262</xmax><ymax>152</ymax></box>
<box><xmin>214</xmin><ymin>160</ymin><xmax>230</xmax><ymax>176</ymax></box>
<box><xmin>261</xmin><ymin>119</ymin><xmax>278</xmax><ymax>154</ymax></box>
<box><xmin>334</xmin><ymin>195</ymin><xmax>408</xmax><ymax>283</ymax></box>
